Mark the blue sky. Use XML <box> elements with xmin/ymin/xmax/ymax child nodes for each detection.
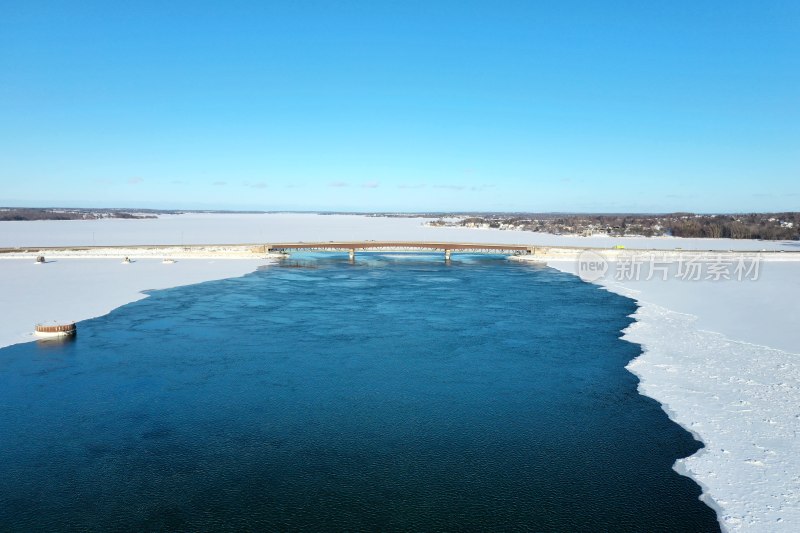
<box><xmin>1</xmin><ymin>0</ymin><xmax>798</xmax><ymax>212</ymax></box>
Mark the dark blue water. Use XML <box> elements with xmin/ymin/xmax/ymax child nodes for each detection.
<box><xmin>0</xmin><ymin>254</ymin><xmax>718</xmax><ymax>531</ymax></box>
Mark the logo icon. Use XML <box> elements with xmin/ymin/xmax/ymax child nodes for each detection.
<box><xmin>577</xmin><ymin>250</ymin><xmax>608</xmax><ymax>282</ymax></box>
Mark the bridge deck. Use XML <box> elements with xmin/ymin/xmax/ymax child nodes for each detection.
<box><xmin>266</xmin><ymin>241</ymin><xmax>533</xmax><ymax>252</ymax></box>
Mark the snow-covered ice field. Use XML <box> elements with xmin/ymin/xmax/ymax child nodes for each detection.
<box><xmin>1</xmin><ymin>212</ymin><xmax>799</xmax><ymax>531</ymax></box>
<box><xmin>1</xmin><ymin>212</ymin><xmax>797</xmax><ymax>251</ymax></box>
<box><xmin>0</xmin><ymin>258</ymin><xmax>267</xmax><ymax>349</ymax></box>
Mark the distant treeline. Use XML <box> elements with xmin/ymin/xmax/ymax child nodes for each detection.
<box><xmin>437</xmin><ymin>212</ymin><xmax>800</xmax><ymax>240</ymax></box>
<box><xmin>0</xmin><ymin>208</ymin><xmax>157</xmax><ymax>221</ymax></box>
<box><xmin>668</xmin><ymin>213</ymin><xmax>800</xmax><ymax>240</ymax></box>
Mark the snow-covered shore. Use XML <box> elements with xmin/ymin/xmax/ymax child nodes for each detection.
<box><xmin>2</xmin><ymin>213</ymin><xmax>799</xmax><ymax>530</ymax></box>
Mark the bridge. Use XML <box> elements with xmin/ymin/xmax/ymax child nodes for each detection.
<box><xmin>265</xmin><ymin>241</ymin><xmax>537</xmax><ymax>261</ymax></box>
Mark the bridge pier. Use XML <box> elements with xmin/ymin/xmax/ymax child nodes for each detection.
<box><xmin>444</xmin><ymin>249</ymin><xmax>452</xmax><ymax>262</ymax></box>
<box><xmin>348</xmin><ymin>248</ymin><xmax>355</xmax><ymax>261</ymax></box>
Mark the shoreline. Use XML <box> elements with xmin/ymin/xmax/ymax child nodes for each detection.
<box><xmin>525</xmin><ymin>256</ymin><xmax>800</xmax><ymax>531</ymax></box>
<box><xmin>622</xmin><ymin>304</ymin><xmax>728</xmax><ymax>532</ymax></box>
<box><xmin>622</xmin><ymin>308</ymin><xmax>800</xmax><ymax>531</ymax></box>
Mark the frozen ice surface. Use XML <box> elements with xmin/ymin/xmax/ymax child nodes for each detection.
<box><xmin>0</xmin><ymin>212</ymin><xmax>796</xmax><ymax>250</ymax></box>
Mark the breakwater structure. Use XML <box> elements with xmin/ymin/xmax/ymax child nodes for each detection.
<box><xmin>35</xmin><ymin>322</ymin><xmax>76</xmax><ymax>338</ymax></box>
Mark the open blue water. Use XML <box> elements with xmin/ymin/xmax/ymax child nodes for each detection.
<box><xmin>0</xmin><ymin>254</ymin><xmax>719</xmax><ymax>531</ymax></box>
